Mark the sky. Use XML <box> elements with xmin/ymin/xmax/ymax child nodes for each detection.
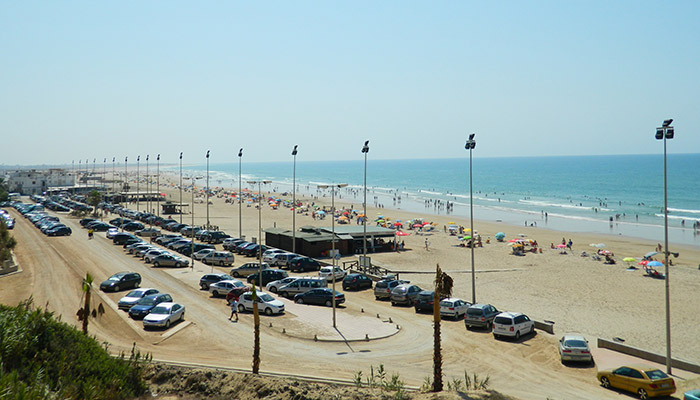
<box><xmin>1</xmin><ymin>1</ymin><xmax>699</xmax><ymax>166</ymax></box>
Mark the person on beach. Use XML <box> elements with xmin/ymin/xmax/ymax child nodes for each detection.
<box><xmin>228</xmin><ymin>293</ymin><xmax>239</xmax><ymax>322</ymax></box>
<box><xmin>425</xmin><ymin>238</ymin><xmax>430</xmax><ymax>251</ymax></box>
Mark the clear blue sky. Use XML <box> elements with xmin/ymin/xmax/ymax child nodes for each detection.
<box><xmin>1</xmin><ymin>1</ymin><xmax>698</xmax><ymax>166</ymax></box>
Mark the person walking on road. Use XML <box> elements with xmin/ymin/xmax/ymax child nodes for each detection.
<box><xmin>88</xmin><ymin>229</ymin><xmax>94</xmax><ymax>240</ymax></box>
<box><xmin>228</xmin><ymin>294</ymin><xmax>239</xmax><ymax>322</ymax></box>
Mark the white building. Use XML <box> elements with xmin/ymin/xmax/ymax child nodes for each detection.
<box><xmin>4</xmin><ymin>169</ymin><xmax>76</xmax><ymax>195</ymax></box>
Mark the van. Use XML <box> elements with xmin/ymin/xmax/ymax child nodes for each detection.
<box><xmin>277</xmin><ymin>277</ymin><xmax>327</xmax><ymax>298</ymax></box>
<box><xmin>201</xmin><ymin>251</ymin><xmax>235</xmax><ymax>266</ymax></box>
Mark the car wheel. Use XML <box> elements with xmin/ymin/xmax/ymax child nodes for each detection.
<box><xmin>165</xmin><ymin>320</ymin><xmax>170</xmax><ymax>328</ymax></box>
<box><xmin>295</xmin><ymin>298</ymin><xmax>303</xmax><ymax>304</ymax></box>
<box><xmin>487</xmin><ymin>321</ymin><xmax>492</xmax><ymax>330</ymax></box>
<box><xmin>238</xmin><ymin>304</ymin><xmax>245</xmax><ymax>312</ymax></box>
<box><xmin>325</xmin><ymin>300</ymin><xmax>332</xmax><ymax>307</ymax></box>
<box><xmin>600</xmin><ymin>377</ymin><xmax>610</xmax><ymax>388</ymax></box>
<box><xmin>280</xmin><ymin>292</ymin><xmax>288</xmax><ymax>298</ymax></box>
<box><xmin>515</xmin><ymin>331</ymin><xmax>521</xmax><ymax>340</ymax></box>
<box><xmin>233</xmin><ymin>272</ymin><xmax>240</xmax><ymax>277</ymax></box>
<box><xmin>530</xmin><ymin>325</ymin><xmax>535</xmax><ymax>334</ymax></box>
<box><xmin>269</xmin><ymin>286</ymin><xmax>277</xmax><ymax>293</ymax></box>
<box><xmin>213</xmin><ymin>291</ymin><xmax>219</xmax><ymax>297</ymax></box>
<box><xmin>391</xmin><ymin>301</ymin><xmax>396</xmax><ymax>306</ymax></box>
<box><xmin>264</xmin><ymin>308</ymin><xmax>273</xmax><ymax>316</ymax></box>
<box><xmin>637</xmin><ymin>389</ymin><xmax>648</xmax><ymax>400</ymax></box>
<box><xmin>154</xmin><ymin>262</ymin><xmax>160</xmax><ymax>267</ymax></box>
<box><xmin>135</xmin><ymin>282</ymin><xmax>140</xmax><ymax>288</ymax></box>
<box><xmin>114</xmin><ymin>285</ymin><xmax>120</xmax><ymax>292</ymax></box>
<box><xmin>180</xmin><ymin>312</ymin><xmax>185</xmax><ymax>321</ymax></box>
<box><xmin>200</xmin><ymin>284</ymin><xmax>207</xmax><ymax>290</ymax></box>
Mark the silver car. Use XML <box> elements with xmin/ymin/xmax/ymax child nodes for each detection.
<box><xmin>143</xmin><ymin>302</ymin><xmax>185</xmax><ymax>329</ymax></box>
<box><xmin>374</xmin><ymin>278</ymin><xmax>408</xmax><ymax>300</ymax></box>
<box><xmin>265</xmin><ymin>277</ymin><xmax>299</xmax><ymax>293</ymax></box>
<box><xmin>238</xmin><ymin>291</ymin><xmax>285</xmax><ymax>316</ymax></box>
<box><xmin>390</xmin><ymin>284</ymin><xmax>422</xmax><ymax>306</ymax></box>
<box><xmin>559</xmin><ymin>334</ymin><xmax>593</xmax><ymax>363</ymax></box>
<box><xmin>152</xmin><ymin>254</ymin><xmax>189</xmax><ymax>268</ymax></box>
<box><xmin>202</xmin><ymin>251</ymin><xmax>235</xmax><ymax>266</ymax></box>
<box><xmin>230</xmin><ymin>262</ymin><xmax>270</xmax><ymax>278</ymax></box>
<box><xmin>209</xmin><ymin>279</ymin><xmax>247</xmax><ymax>297</ymax></box>
<box><xmin>117</xmin><ymin>288</ymin><xmax>159</xmax><ymax>310</ymax></box>
<box><xmin>193</xmin><ymin>248</ymin><xmax>216</xmax><ymax>261</ymax></box>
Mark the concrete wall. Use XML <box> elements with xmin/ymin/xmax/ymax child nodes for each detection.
<box><xmin>598</xmin><ymin>337</ymin><xmax>700</xmax><ymax>374</ymax></box>
<box><xmin>0</xmin><ymin>253</ymin><xmax>18</xmax><ymax>276</ymax></box>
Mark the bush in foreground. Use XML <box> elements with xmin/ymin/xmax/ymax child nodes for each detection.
<box><xmin>0</xmin><ymin>299</ymin><xmax>149</xmax><ymax>399</ymax></box>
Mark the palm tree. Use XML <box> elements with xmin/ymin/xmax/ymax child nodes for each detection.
<box><xmin>433</xmin><ymin>264</ymin><xmax>453</xmax><ymax>392</ymax></box>
<box><xmin>87</xmin><ymin>190</ymin><xmax>102</xmax><ymax>217</ymax></box>
<box><xmin>251</xmin><ymin>283</ymin><xmax>260</xmax><ymax>374</ymax></box>
<box><xmin>79</xmin><ymin>273</ymin><xmax>93</xmax><ymax>334</ymax></box>
<box><xmin>0</xmin><ymin>221</ymin><xmax>17</xmax><ymax>263</ymax></box>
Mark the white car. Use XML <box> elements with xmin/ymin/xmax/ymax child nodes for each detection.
<box><xmin>559</xmin><ymin>334</ymin><xmax>593</xmax><ymax>363</ymax></box>
<box><xmin>319</xmin><ymin>266</ymin><xmax>346</xmax><ymax>281</ymax></box>
<box><xmin>193</xmin><ymin>248</ymin><xmax>216</xmax><ymax>260</ymax></box>
<box><xmin>143</xmin><ymin>249</ymin><xmax>169</xmax><ymax>263</ymax></box>
<box><xmin>106</xmin><ymin>227</ymin><xmax>120</xmax><ymax>239</ymax></box>
<box><xmin>262</xmin><ymin>249</ymin><xmax>286</xmax><ymax>263</ymax></box>
<box><xmin>209</xmin><ymin>279</ymin><xmax>247</xmax><ymax>297</ymax></box>
<box><xmin>117</xmin><ymin>288</ymin><xmax>159</xmax><ymax>310</ymax></box>
<box><xmin>143</xmin><ymin>302</ymin><xmax>185</xmax><ymax>329</ymax></box>
<box><xmin>238</xmin><ymin>291</ymin><xmax>285</xmax><ymax>316</ymax></box>
<box><xmin>492</xmin><ymin>312</ymin><xmax>535</xmax><ymax>340</ymax></box>
<box><xmin>265</xmin><ymin>277</ymin><xmax>299</xmax><ymax>293</ymax></box>
<box><xmin>439</xmin><ymin>298</ymin><xmax>471</xmax><ymax>320</ymax></box>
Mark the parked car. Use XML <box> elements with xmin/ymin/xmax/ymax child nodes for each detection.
<box><xmin>46</xmin><ymin>225</ymin><xmax>72</xmax><ymax>236</ymax></box>
<box><xmin>136</xmin><ymin>227</ymin><xmax>161</xmax><ymax>237</ymax></box>
<box><xmin>230</xmin><ymin>262</ymin><xmax>270</xmax><ymax>278</ymax></box>
<box><xmin>155</xmin><ymin>234</ymin><xmax>181</xmax><ymax>245</ymax></box>
<box><xmin>262</xmin><ymin>248</ymin><xmax>286</xmax><ymax>263</ymax></box>
<box><xmin>113</xmin><ymin>232</ymin><xmax>138</xmax><ymax>245</ymax></box>
<box><xmin>247</xmin><ymin>269</ymin><xmax>288</xmax><ymax>286</ymax></box>
<box><xmin>270</xmin><ymin>252</ymin><xmax>297</xmax><ymax>268</ymax></box>
<box><xmin>144</xmin><ymin>249</ymin><xmax>170</xmax><ymax>263</ymax></box>
<box><xmin>118</xmin><ymin>288</ymin><xmax>159</xmax><ymax>310</ymax></box>
<box><xmin>319</xmin><ymin>266</ymin><xmax>346</xmax><ymax>281</ymax></box>
<box><xmin>342</xmin><ymin>273</ymin><xmax>373</xmax><ymax>291</ymax></box>
<box><xmin>685</xmin><ymin>389</ymin><xmax>700</xmax><ymax>400</ymax></box>
<box><xmin>288</xmin><ymin>256</ymin><xmax>321</xmax><ymax>272</ymax></box>
<box><xmin>179</xmin><ymin>243</ymin><xmax>214</xmax><ymax>257</ymax></box>
<box><xmin>201</xmin><ymin>251</ymin><xmax>235</xmax><ymax>266</ymax></box>
<box><xmin>439</xmin><ymin>298</ymin><xmax>471</xmax><ymax>320</ymax></box>
<box><xmin>122</xmin><ymin>222</ymin><xmax>145</xmax><ymax>232</ymax></box>
<box><xmin>106</xmin><ymin>227</ymin><xmax>120</xmax><ymax>239</ymax></box>
<box><xmin>199</xmin><ymin>273</ymin><xmax>234</xmax><ymax>290</ymax></box>
<box><xmin>294</xmin><ymin>288</ymin><xmax>345</xmax><ymax>307</ymax></box>
<box><xmin>277</xmin><ymin>277</ymin><xmax>327</xmax><ymax>298</ymax></box>
<box><xmin>597</xmin><ymin>365</ymin><xmax>676</xmax><ymax>399</ymax></box>
<box><xmin>86</xmin><ymin>221</ymin><xmax>113</xmax><ymax>232</ymax></box>
<box><xmin>390</xmin><ymin>284</ymin><xmax>422</xmax><ymax>306</ymax></box>
<box><xmin>234</xmin><ymin>241</ymin><xmax>254</xmax><ymax>254</ymax></box>
<box><xmin>223</xmin><ymin>238</ymin><xmax>245</xmax><ymax>251</ymax></box>
<box><xmin>242</xmin><ymin>243</ymin><xmax>268</xmax><ymax>257</ymax></box>
<box><xmin>238</xmin><ymin>291</ymin><xmax>285</xmax><ymax>316</ymax></box>
<box><xmin>152</xmin><ymin>254</ymin><xmax>189</xmax><ymax>268</ymax></box>
<box><xmin>200</xmin><ymin>231</ymin><xmax>231</xmax><ymax>244</ymax></box>
<box><xmin>374</xmin><ymin>277</ymin><xmax>408</xmax><ymax>300</ymax></box>
<box><xmin>209</xmin><ymin>279</ymin><xmax>248</xmax><ymax>297</ymax></box>
<box><xmin>80</xmin><ymin>218</ymin><xmax>97</xmax><ymax>227</ymax></box>
<box><xmin>265</xmin><ymin>277</ymin><xmax>299</xmax><ymax>293</ymax></box>
<box><xmin>128</xmin><ymin>293</ymin><xmax>174</xmax><ymax>319</ymax></box>
<box><xmin>464</xmin><ymin>304</ymin><xmax>500</xmax><ymax>330</ymax></box>
<box><xmin>558</xmin><ymin>334</ymin><xmax>593</xmax><ymax>364</ymax></box>
<box><xmin>414</xmin><ymin>290</ymin><xmax>436</xmax><ymax>313</ymax></box>
<box><xmin>193</xmin><ymin>248</ymin><xmax>216</xmax><ymax>261</ymax></box>
<box><xmin>143</xmin><ymin>302</ymin><xmax>185</xmax><ymax>329</ymax></box>
<box><xmin>100</xmin><ymin>272</ymin><xmax>141</xmax><ymax>292</ymax></box>
<box><xmin>492</xmin><ymin>312</ymin><xmax>535</xmax><ymax>340</ymax></box>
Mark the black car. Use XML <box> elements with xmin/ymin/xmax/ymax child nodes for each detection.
<box><xmin>100</xmin><ymin>272</ymin><xmax>141</xmax><ymax>292</ymax></box>
<box><xmin>122</xmin><ymin>222</ymin><xmax>145</xmax><ymax>232</ymax></box>
<box><xmin>414</xmin><ymin>290</ymin><xmax>436</xmax><ymax>313</ymax></box>
<box><xmin>223</xmin><ymin>238</ymin><xmax>245</xmax><ymax>251</ymax></box>
<box><xmin>288</xmin><ymin>256</ymin><xmax>321</xmax><ymax>273</ymax></box>
<box><xmin>80</xmin><ymin>218</ymin><xmax>97</xmax><ymax>227</ymax></box>
<box><xmin>242</xmin><ymin>244</ymin><xmax>268</xmax><ymax>257</ymax></box>
<box><xmin>155</xmin><ymin>234</ymin><xmax>181</xmax><ymax>245</ymax></box>
<box><xmin>294</xmin><ymin>288</ymin><xmax>345</xmax><ymax>307</ymax></box>
<box><xmin>86</xmin><ymin>221</ymin><xmax>113</xmax><ymax>231</ymax></box>
<box><xmin>247</xmin><ymin>269</ymin><xmax>288</xmax><ymax>286</ymax></box>
<box><xmin>128</xmin><ymin>293</ymin><xmax>173</xmax><ymax>319</ymax></box>
<box><xmin>112</xmin><ymin>232</ymin><xmax>135</xmax><ymax>245</ymax></box>
<box><xmin>199</xmin><ymin>273</ymin><xmax>234</xmax><ymax>290</ymax></box>
<box><xmin>342</xmin><ymin>273</ymin><xmax>373</xmax><ymax>291</ymax></box>
<box><xmin>46</xmin><ymin>225</ymin><xmax>72</xmax><ymax>236</ymax></box>
<box><xmin>179</xmin><ymin>243</ymin><xmax>215</xmax><ymax>257</ymax></box>
<box><xmin>235</xmin><ymin>242</ymin><xmax>255</xmax><ymax>254</ymax></box>
<box><xmin>200</xmin><ymin>231</ymin><xmax>231</xmax><ymax>244</ymax></box>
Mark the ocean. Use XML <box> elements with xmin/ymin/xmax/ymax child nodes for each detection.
<box><xmin>169</xmin><ymin>154</ymin><xmax>700</xmax><ymax>247</ymax></box>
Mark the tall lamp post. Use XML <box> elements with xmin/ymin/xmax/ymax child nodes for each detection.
<box><xmin>656</xmin><ymin>119</ymin><xmax>674</xmax><ymax>374</ymax></box>
<box><xmin>317</xmin><ymin>183</ymin><xmax>348</xmax><ymax>328</ymax></box>
<box><xmin>248</xmin><ymin>180</ymin><xmax>271</xmax><ymax>280</ymax></box>
<box><xmin>190</xmin><ymin>175</ymin><xmax>203</xmax><ymax>271</ymax></box>
<box><xmin>112</xmin><ymin>157</ymin><xmax>115</xmax><ymax>196</ymax></box>
<box><xmin>361</xmin><ymin>141</ymin><xmax>369</xmax><ymax>264</ymax></box>
<box><xmin>136</xmin><ymin>156</ymin><xmax>140</xmax><ymax>211</ymax></box>
<box><xmin>157</xmin><ymin>154</ymin><xmax>160</xmax><ymax>218</ymax></box>
<box><xmin>123</xmin><ymin>156</ymin><xmax>128</xmax><ymax>230</ymax></box>
<box><xmin>179</xmin><ymin>152</ymin><xmax>183</xmax><ymax>223</ymax></box>
<box><xmin>146</xmin><ymin>155</ymin><xmax>150</xmax><ymax>218</ymax></box>
<box><xmin>292</xmin><ymin>145</ymin><xmax>298</xmax><ymax>253</ymax></box>
<box><xmin>238</xmin><ymin>148</ymin><xmax>243</xmax><ymax>238</ymax></box>
<box><xmin>206</xmin><ymin>150</ymin><xmax>210</xmax><ymax>230</ymax></box>
<box><xmin>78</xmin><ymin>160</ymin><xmax>82</xmax><ymax>190</ymax></box>
<box><xmin>465</xmin><ymin>134</ymin><xmax>476</xmax><ymax>304</ymax></box>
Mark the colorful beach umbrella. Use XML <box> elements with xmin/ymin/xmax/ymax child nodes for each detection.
<box><xmin>556</xmin><ymin>244</ymin><xmax>567</xmax><ymax>249</ymax></box>
<box><xmin>395</xmin><ymin>230</ymin><xmax>410</xmax><ymax>236</ymax></box>
<box><xmin>494</xmin><ymin>232</ymin><xmax>506</xmax><ymax>240</ymax></box>
<box><xmin>647</xmin><ymin>261</ymin><xmax>663</xmax><ymax>267</ymax></box>
<box><xmin>623</xmin><ymin>257</ymin><xmax>637</xmax><ymax>263</ymax></box>
<box><xmin>644</xmin><ymin>251</ymin><xmax>659</xmax><ymax>258</ymax></box>
<box><xmin>638</xmin><ymin>260</ymin><xmax>649</xmax><ymax>266</ymax></box>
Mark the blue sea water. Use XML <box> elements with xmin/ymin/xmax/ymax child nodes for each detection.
<box><xmin>172</xmin><ymin>154</ymin><xmax>700</xmax><ymax>246</ymax></box>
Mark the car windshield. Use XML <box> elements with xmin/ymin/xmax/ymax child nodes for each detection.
<box><xmin>494</xmin><ymin>316</ymin><xmax>513</xmax><ymax>324</ymax></box>
<box><xmin>232</xmin><ymin>281</ymin><xmax>245</xmax><ymax>288</ymax></box>
<box><xmin>150</xmin><ymin>306</ymin><xmax>169</xmax><ymax>314</ymax></box>
<box><xmin>108</xmin><ymin>276</ymin><xmax>122</xmax><ymax>281</ymax></box>
<box><xmin>645</xmin><ymin>369</ymin><xmax>668</xmax><ymax>380</ymax></box>
<box><xmin>126</xmin><ymin>290</ymin><xmax>141</xmax><ymax>297</ymax></box>
<box><xmin>259</xmin><ymin>294</ymin><xmax>274</xmax><ymax>302</ymax></box>
<box><xmin>439</xmin><ymin>301</ymin><xmax>453</xmax><ymax>307</ymax></box>
<box><xmin>467</xmin><ymin>308</ymin><xmax>484</xmax><ymax>316</ymax></box>
<box><xmin>138</xmin><ymin>298</ymin><xmax>156</xmax><ymax>306</ymax></box>
<box><xmin>564</xmin><ymin>340</ymin><xmax>588</xmax><ymax>348</ymax></box>
<box><xmin>220</xmin><ymin>274</ymin><xmax>233</xmax><ymax>280</ymax></box>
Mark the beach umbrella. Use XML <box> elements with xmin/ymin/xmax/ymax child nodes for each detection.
<box><xmin>622</xmin><ymin>257</ymin><xmax>637</xmax><ymax>263</ymax></box>
<box><xmin>589</xmin><ymin>243</ymin><xmax>606</xmax><ymax>248</ymax></box>
<box><xmin>644</xmin><ymin>251</ymin><xmax>658</xmax><ymax>258</ymax></box>
<box><xmin>461</xmin><ymin>235</ymin><xmax>472</xmax><ymax>240</ymax></box>
<box><xmin>647</xmin><ymin>261</ymin><xmax>663</xmax><ymax>267</ymax></box>
<box><xmin>422</xmin><ymin>221</ymin><xmax>432</xmax><ymax>226</ymax></box>
<box><xmin>556</xmin><ymin>244</ymin><xmax>567</xmax><ymax>249</ymax></box>
<box><xmin>395</xmin><ymin>230</ymin><xmax>410</xmax><ymax>236</ymax></box>
<box><xmin>495</xmin><ymin>232</ymin><xmax>506</xmax><ymax>240</ymax></box>
<box><xmin>508</xmin><ymin>238</ymin><xmax>519</xmax><ymax>243</ymax></box>
<box><xmin>392</xmin><ymin>222</ymin><xmax>403</xmax><ymax>227</ymax></box>
<box><xmin>638</xmin><ymin>260</ymin><xmax>648</xmax><ymax>266</ymax></box>
<box><xmin>413</xmin><ymin>223</ymin><xmax>423</xmax><ymax>228</ymax></box>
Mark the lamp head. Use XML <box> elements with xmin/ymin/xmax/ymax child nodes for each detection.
<box><xmin>113</xmin><ymin>157</ymin><xmax>115</xmax><ymax>162</ymax></box>
<box><xmin>137</xmin><ymin>156</ymin><xmax>140</xmax><ymax>162</ymax></box>
<box><xmin>292</xmin><ymin>145</ymin><xmax>298</xmax><ymax>156</ymax></box>
<box><xmin>146</xmin><ymin>155</ymin><xmax>149</xmax><ymax>161</ymax></box>
<box><xmin>206</xmin><ymin>150</ymin><xmax>210</xmax><ymax>158</ymax></box>
<box><xmin>362</xmin><ymin>140</ymin><xmax>369</xmax><ymax>153</ymax></box>
<box><xmin>104</xmin><ymin>158</ymin><xmax>106</xmax><ymax>162</ymax></box>
<box><xmin>665</xmin><ymin>127</ymin><xmax>674</xmax><ymax>139</ymax></box>
<box><xmin>465</xmin><ymin>133</ymin><xmax>476</xmax><ymax>150</ymax></box>
<box><xmin>238</xmin><ymin>148</ymin><xmax>243</xmax><ymax>157</ymax></box>
<box><xmin>125</xmin><ymin>156</ymin><xmax>128</xmax><ymax>162</ymax></box>
<box><xmin>179</xmin><ymin>152</ymin><xmax>183</xmax><ymax>159</ymax></box>
<box><xmin>655</xmin><ymin>128</ymin><xmax>664</xmax><ymax>140</ymax></box>
<box><xmin>663</xmin><ymin>119</ymin><xmax>673</xmax><ymax>127</ymax></box>
<box><xmin>157</xmin><ymin>154</ymin><xmax>160</xmax><ymax>160</ymax></box>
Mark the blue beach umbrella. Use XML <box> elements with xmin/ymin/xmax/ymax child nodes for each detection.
<box><xmin>647</xmin><ymin>261</ymin><xmax>663</xmax><ymax>267</ymax></box>
<box><xmin>495</xmin><ymin>232</ymin><xmax>506</xmax><ymax>240</ymax></box>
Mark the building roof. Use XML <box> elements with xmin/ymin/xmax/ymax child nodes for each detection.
<box><xmin>265</xmin><ymin>225</ymin><xmax>396</xmax><ymax>242</ymax></box>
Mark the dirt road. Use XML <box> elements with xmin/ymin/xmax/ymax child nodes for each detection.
<box><xmin>1</xmin><ymin>209</ymin><xmax>691</xmax><ymax>400</ymax></box>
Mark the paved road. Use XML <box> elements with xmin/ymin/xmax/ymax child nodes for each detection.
<box><xmin>3</xmin><ymin>208</ymin><xmax>693</xmax><ymax>400</ymax></box>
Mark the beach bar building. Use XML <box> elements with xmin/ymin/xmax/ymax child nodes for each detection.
<box><xmin>264</xmin><ymin>225</ymin><xmax>397</xmax><ymax>258</ymax></box>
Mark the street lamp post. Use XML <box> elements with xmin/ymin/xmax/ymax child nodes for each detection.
<box><xmin>179</xmin><ymin>152</ymin><xmax>183</xmax><ymax>224</ymax></box>
<box><xmin>157</xmin><ymin>154</ymin><xmax>160</xmax><ymax>218</ymax></box>
<box><xmin>248</xmin><ymin>180</ymin><xmax>271</xmax><ymax>281</ymax></box>
<box><xmin>317</xmin><ymin>183</ymin><xmax>348</xmax><ymax>328</ymax></box>
<box><xmin>146</xmin><ymin>155</ymin><xmax>150</xmax><ymax>219</ymax></box>
<box><xmin>465</xmin><ymin>134</ymin><xmax>476</xmax><ymax>304</ymax></box>
<box><xmin>123</xmin><ymin>156</ymin><xmax>128</xmax><ymax>231</ymax></box>
<box><xmin>206</xmin><ymin>150</ymin><xmax>210</xmax><ymax>230</ymax></box>
<box><xmin>361</xmin><ymin>141</ymin><xmax>369</xmax><ymax>264</ymax></box>
<box><xmin>656</xmin><ymin>119</ymin><xmax>674</xmax><ymax>374</ymax></box>
<box><xmin>112</xmin><ymin>157</ymin><xmax>115</xmax><ymax>196</ymax></box>
<box><xmin>78</xmin><ymin>160</ymin><xmax>81</xmax><ymax>190</ymax></box>
<box><xmin>292</xmin><ymin>145</ymin><xmax>298</xmax><ymax>253</ymax></box>
<box><xmin>238</xmin><ymin>149</ymin><xmax>243</xmax><ymax>238</ymax></box>
<box><xmin>190</xmin><ymin>175</ymin><xmax>203</xmax><ymax>271</ymax></box>
<box><xmin>136</xmin><ymin>156</ymin><xmax>140</xmax><ymax>212</ymax></box>
<box><xmin>102</xmin><ymin>158</ymin><xmax>106</xmax><ymax>221</ymax></box>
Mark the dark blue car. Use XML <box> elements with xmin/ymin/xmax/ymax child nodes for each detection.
<box><xmin>128</xmin><ymin>293</ymin><xmax>173</xmax><ymax>319</ymax></box>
